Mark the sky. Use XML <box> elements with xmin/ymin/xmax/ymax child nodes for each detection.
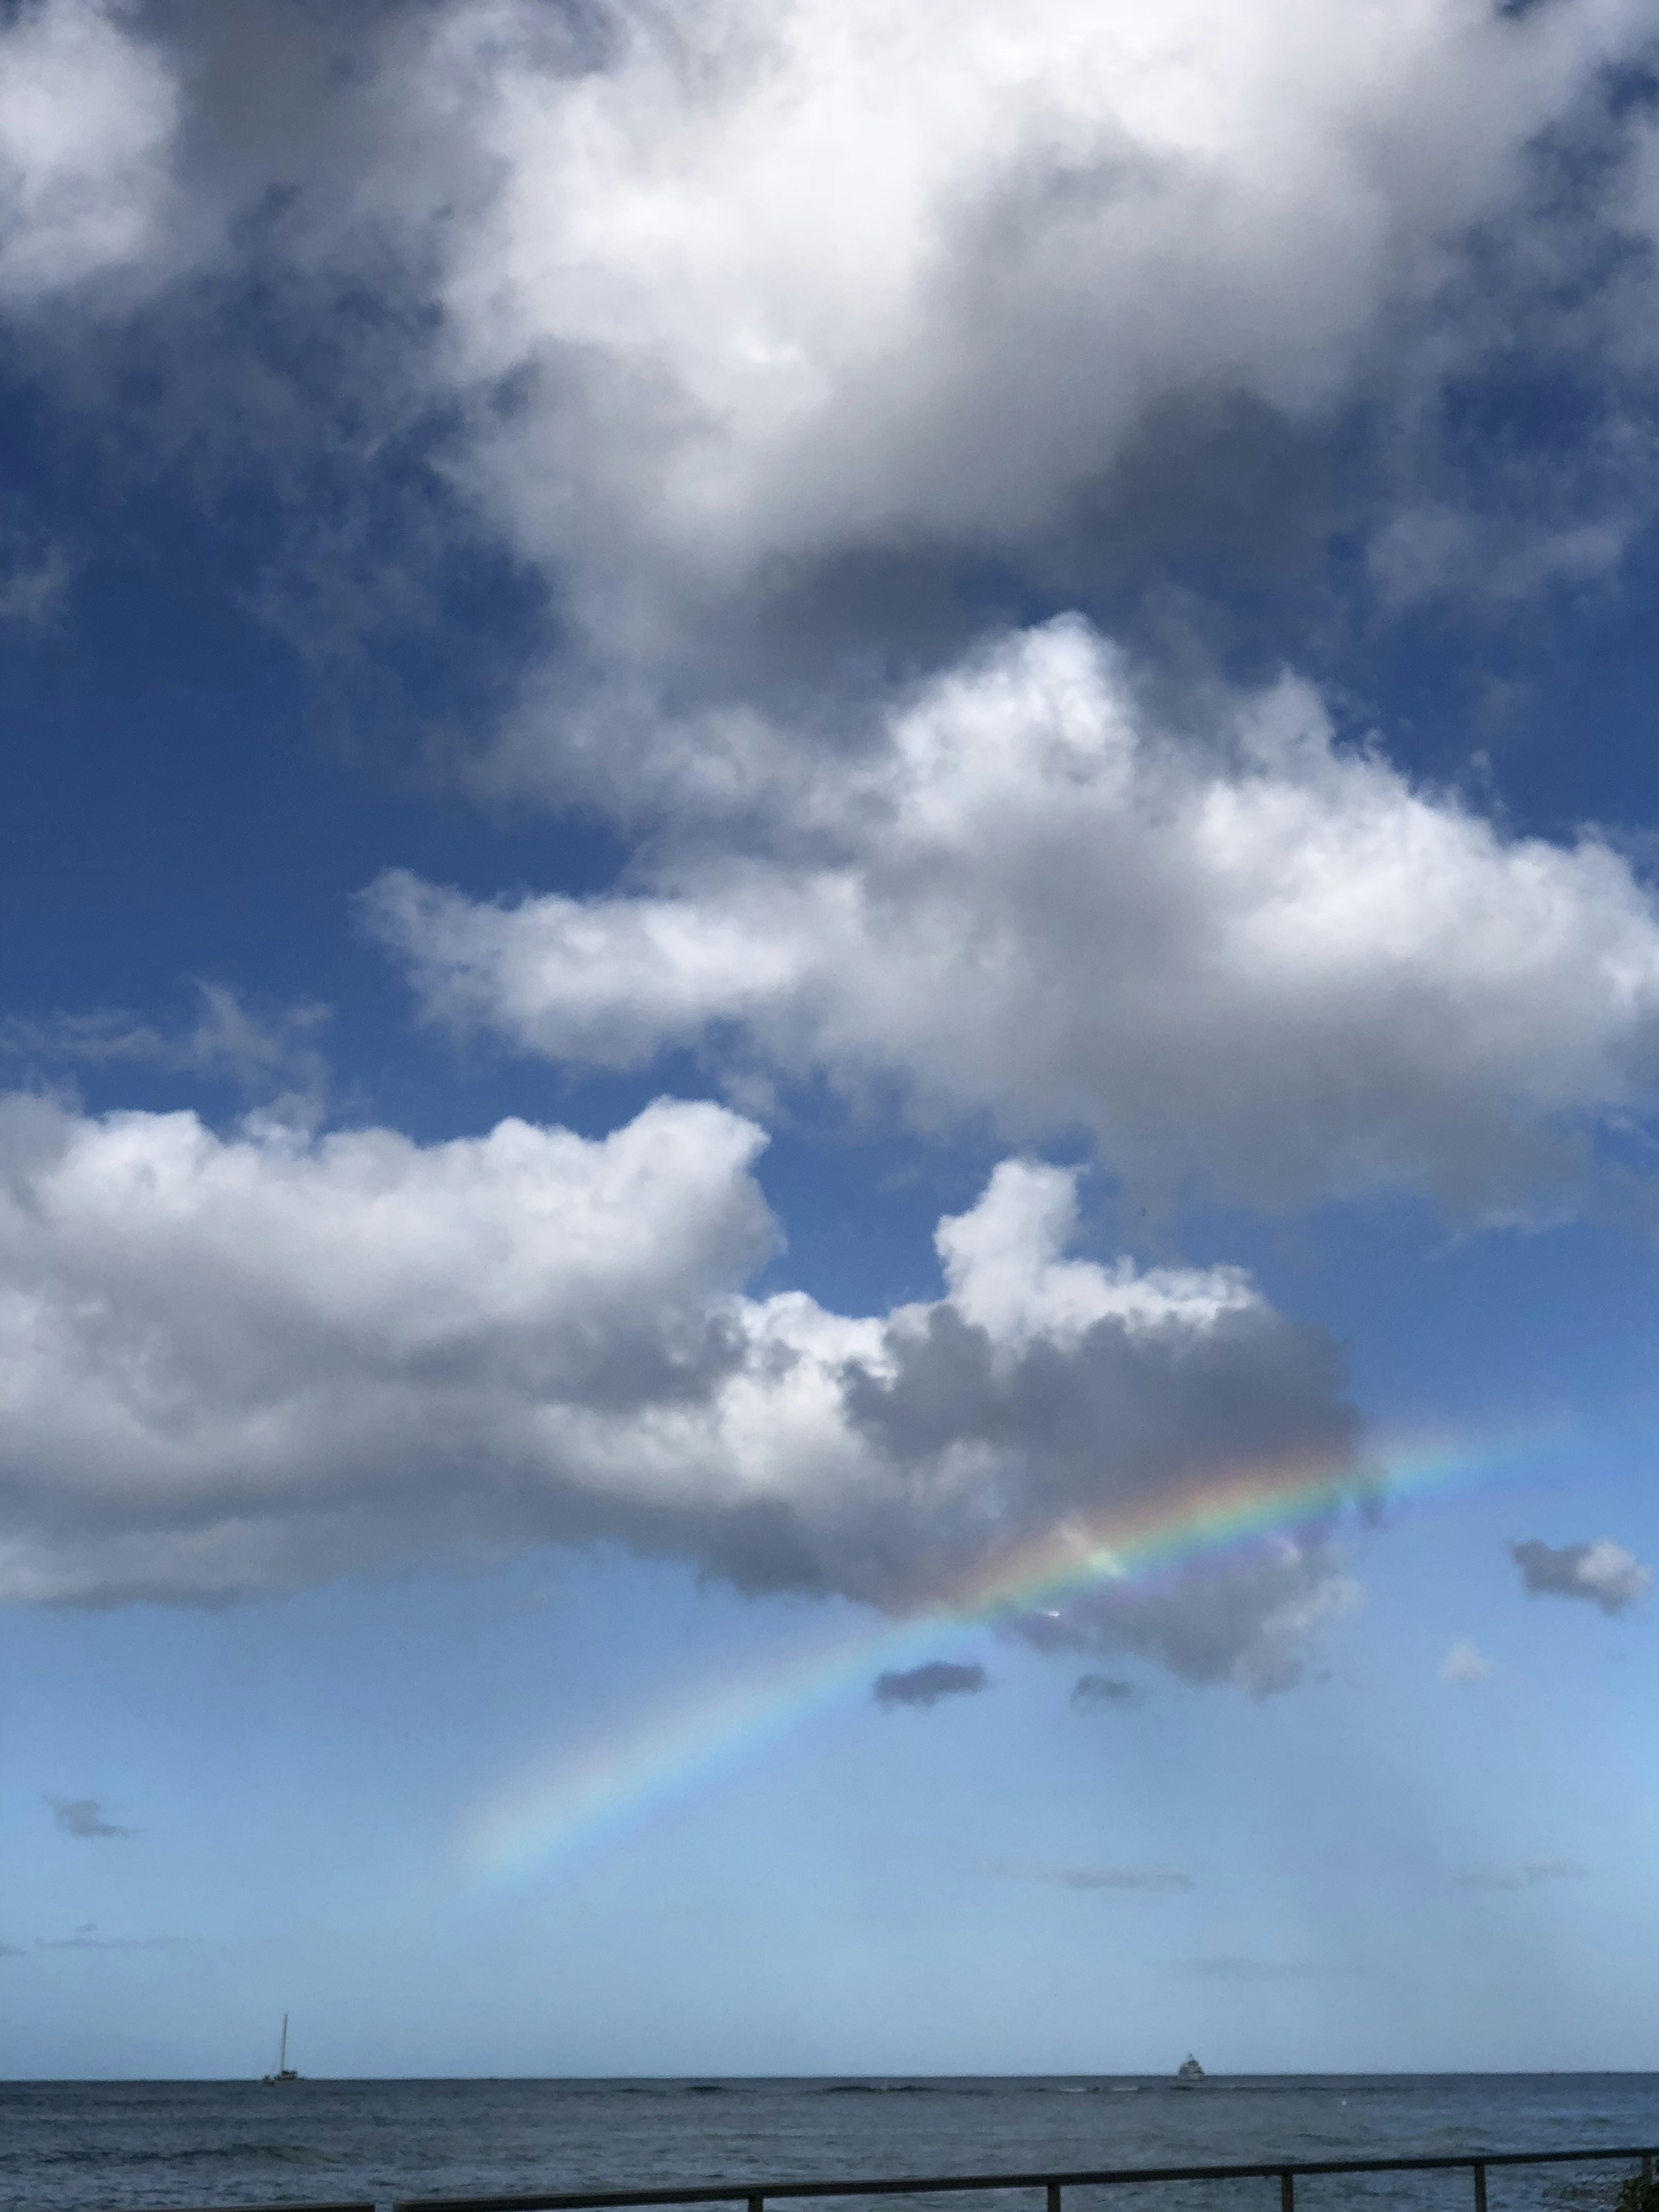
<box><xmin>4</xmin><ymin>0</ymin><xmax>1659</xmax><ymax>2080</ymax></box>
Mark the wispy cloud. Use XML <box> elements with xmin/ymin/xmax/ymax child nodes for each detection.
<box><xmin>1178</xmin><ymin>1956</ymin><xmax>1344</xmax><ymax>1981</ymax></box>
<box><xmin>872</xmin><ymin>1661</ymin><xmax>988</xmax><ymax>1710</ymax></box>
<box><xmin>45</xmin><ymin>1795</ymin><xmax>135</xmax><ymax>1840</ymax></box>
<box><xmin>986</xmin><ymin>1858</ymin><xmax>1195</xmax><ymax>1893</ymax></box>
<box><xmin>2</xmin><ymin>984</ymin><xmax>331</xmax><ymax>1123</ymax></box>
<box><xmin>1439</xmin><ymin>1638</ymin><xmax>1493</xmax><ymax>1684</ymax></box>
<box><xmin>34</xmin><ymin>1923</ymin><xmax>179</xmax><ymax>1951</ymax></box>
<box><xmin>1511</xmin><ymin>1539</ymin><xmax>1651</xmax><ymax>1616</ymax></box>
<box><xmin>1456</xmin><ymin>1855</ymin><xmax>1586</xmax><ymax>1892</ymax></box>
<box><xmin>0</xmin><ymin>533</ymin><xmax>74</xmax><ymax>625</ymax></box>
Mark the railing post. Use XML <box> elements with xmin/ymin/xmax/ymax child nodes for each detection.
<box><xmin>749</xmin><ymin>2195</ymin><xmax>764</xmax><ymax>2212</ymax></box>
<box><xmin>1473</xmin><ymin>2164</ymin><xmax>1487</xmax><ymax>2212</ymax></box>
<box><xmin>1281</xmin><ymin>2173</ymin><xmax>1295</xmax><ymax>2212</ymax></box>
<box><xmin>1643</xmin><ymin>2160</ymin><xmax>1653</xmax><ymax>2186</ymax></box>
<box><xmin>1047</xmin><ymin>2184</ymin><xmax>1062</xmax><ymax>2212</ymax></box>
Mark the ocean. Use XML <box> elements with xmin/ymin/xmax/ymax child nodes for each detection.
<box><xmin>3</xmin><ymin>2076</ymin><xmax>1656</xmax><ymax>2212</ymax></box>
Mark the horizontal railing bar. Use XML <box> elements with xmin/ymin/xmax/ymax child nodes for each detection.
<box><xmin>394</xmin><ymin>2143</ymin><xmax>1659</xmax><ymax>2212</ymax></box>
<box><xmin>140</xmin><ymin>2202</ymin><xmax>378</xmax><ymax>2211</ymax></box>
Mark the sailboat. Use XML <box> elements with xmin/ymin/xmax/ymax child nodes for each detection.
<box><xmin>260</xmin><ymin>2014</ymin><xmax>301</xmax><ymax>2084</ymax></box>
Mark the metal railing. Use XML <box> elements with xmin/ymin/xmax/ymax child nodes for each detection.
<box><xmin>130</xmin><ymin>2148</ymin><xmax>1659</xmax><ymax>2212</ymax></box>
<box><xmin>389</xmin><ymin>2146</ymin><xmax>1659</xmax><ymax>2212</ymax></box>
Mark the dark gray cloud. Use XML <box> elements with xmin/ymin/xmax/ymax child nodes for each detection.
<box><xmin>46</xmin><ymin>1796</ymin><xmax>135</xmax><ymax>1840</ymax></box>
<box><xmin>1511</xmin><ymin>1539</ymin><xmax>1650</xmax><ymax>1616</ymax></box>
<box><xmin>1071</xmin><ymin>1673</ymin><xmax>1139</xmax><ymax>1707</ymax></box>
<box><xmin>1013</xmin><ymin>1533</ymin><xmax>1354</xmax><ymax>1699</ymax></box>
<box><xmin>987</xmin><ymin>1858</ymin><xmax>1194</xmax><ymax>1894</ymax></box>
<box><xmin>1456</xmin><ymin>1855</ymin><xmax>1586</xmax><ymax>1892</ymax></box>
<box><xmin>872</xmin><ymin>1661</ymin><xmax>988</xmax><ymax>1710</ymax></box>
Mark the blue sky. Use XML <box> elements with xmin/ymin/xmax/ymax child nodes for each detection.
<box><xmin>5</xmin><ymin>0</ymin><xmax>1659</xmax><ymax>2079</ymax></box>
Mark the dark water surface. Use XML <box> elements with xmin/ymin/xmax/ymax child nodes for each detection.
<box><xmin>3</xmin><ymin>2076</ymin><xmax>1656</xmax><ymax>2212</ymax></box>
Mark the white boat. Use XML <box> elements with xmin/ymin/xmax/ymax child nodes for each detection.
<box><xmin>260</xmin><ymin>2013</ymin><xmax>301</xmax><ymax>2084</ymax></box>
<box><xmin>1175</xmin><ymin>2054</ymin><xmax>1205</xmax><ymax>2083</ymax></box>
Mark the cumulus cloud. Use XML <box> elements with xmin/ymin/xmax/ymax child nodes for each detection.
<box><xmin>363</xmin><ymin>0</ymin><xmax>1658</xmax><ymax>655</ymax></box>
<box><xmin>45</xmin><ymin>1795</ymin><xmax>134</xmax><ymax>1839</ymax></box>
<box><xmin>872</xmin><ymin>1661</ymin><xmax>987</xmax><ymax>1710</ymax></box>
<box><xmin>3</xmin><ymin>0</ymin><xmax>1655</xmax><ymax>685</ymax></box>
<box><xmin>1456</xmin><ymin>1855</ymin><xmax>1585</xmax><ymax>1892</ymax></box>
<box><xmin>987</xmin><ymin>1859</ymin><xmax>1193</xmax><ymax>1893</ymax></box>
<box><xmin>1439</xmin><ymin>1638</ymin><xmax>1493</xmax><ymax>1684</ymax></box>
<box><xmin>1511</xmin><ymin>1538</ymin><xmax>1651</xmax><ymax>1616</ymax></box>
<box><xmin>0</xmin><ymin>0</ymin><xmax>184</xmax><ymax>308</ymax></box>
<box><xmin>374</xmin><ymin>618</ymin><xmax>1659</xmax><ymax>1216</ymax></box>
<box><xmin>1072</xmin><ymin>1673</ymin><xmax>1139</xmax><ymax>1707</ymax></box>
<box><xmin>0</xmin><ymin>1091</ymin><xmax>1358</xmax><ymax>1689</ymax></box>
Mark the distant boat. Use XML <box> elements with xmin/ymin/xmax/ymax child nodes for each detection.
<box><xmin>261</xmin><ymin>2014</ymin><xmax>301</xmax><ymax>2085</ymax></box>
<box><xmin>1176</xmin><ymin>2054</ymin><xmax>1205</xmax><ymax>2084</ymax></box>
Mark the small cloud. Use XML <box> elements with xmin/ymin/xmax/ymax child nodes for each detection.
<box><xmin>45</xmin><ymin>1796</ymin><xmax>135</xmax><ymax>1840</ymax></box>
<box><xmin>1439</xmin><ymin>1638</ymin><xmax>1492</xmax><ymax>1684</ymax></box>
<box><xmin>35</xmin><ymin>1922</ymin><xmax>179</xmax><ymax>1951</ymax></box>
<box><xmin>0</xmin><ymin>533</ymin><xmax>74</xmax><ymax>626</ymax></box>
<box><xmin>0</xmin><ymin>1941</ymin><xmax>24</xmax><ymax>1958</ymax></box>
<box><xmin>1179</xmin><ymin>1956</ymin><xmax>1342</xmax><ymax>1981</ymax></box>
<box><xmin>873</xmin><ymin>1660</ymin><xmax>987</xmax><ymax>1710</ymax></box>
<box><xmin>986</xmin><ymin>1857</ymin><xmax>1194</xmax><ymax>1893</ymax></box>
<box><xmin>1511</xmin><ymin>1539</ymin><xmax>1650</xmax><ymax>1616</ymax></box>
<box><xmin>1456</xmin><ymin>1855</ymin><xmax>1586</xmax><ymax>1892</ymax></box>
<box><xmin>1072</xmin><ymin>1672</ymin><xmax>1140</xmax><ymax>1707</ymax></box>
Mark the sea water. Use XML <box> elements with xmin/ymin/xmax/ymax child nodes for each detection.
<box><xmin>3</xmin><ymin>2075</ymin><xmax>1656</xmax><ymax>2212</ymax></box>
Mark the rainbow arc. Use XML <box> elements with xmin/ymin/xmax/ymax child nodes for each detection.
<box><xmin>463</xmin><ymin>1425</ymin><xmax>1538</xmax><ymax>1885</ymax></box>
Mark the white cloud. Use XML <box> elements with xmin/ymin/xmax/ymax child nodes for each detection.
<box><xmin>0</xmin><ymin>1093</ymin><xmax>1357</xmax><ymax>1688</ymax></box>
<box><xmin>1439</xmin><ymin>1637</ymin><xmax>1492</xmax><ymax>1684</ymax></box>
<box><xmin>374</xmin><ymin>617</ymin><xmax>1659</xmax><ymax>1214</ymax></box>
<box><xmin>1511</xmin><ymin>1537</ymin><xmax>1651</xmax><ymax>1615</ymax></box>
<box><xmin>5</xmin><ymin>0</ymin><xmax>1657</xmax><ymax>684</ymax></box>
<box><xmin>0</xmin><ymin>0</ymin><xmax>183</xmax><ymax>307</ymax></box>
<box><xmin>387</xmin><ymin>0</ymin><xmax>1653</xmax><ymax>645</ymax></box>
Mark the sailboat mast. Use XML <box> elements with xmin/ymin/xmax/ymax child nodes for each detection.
<box><xmin>279</xmin><ymin>2015</ymin><xmax>287</xmax><ymax>2072</ymax></box>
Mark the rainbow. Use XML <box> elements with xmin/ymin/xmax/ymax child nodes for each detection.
<box><xmin>462</xmin><ymin>1424</ymin><xmax>1551</xmax><ymax>1885</ymax></box>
